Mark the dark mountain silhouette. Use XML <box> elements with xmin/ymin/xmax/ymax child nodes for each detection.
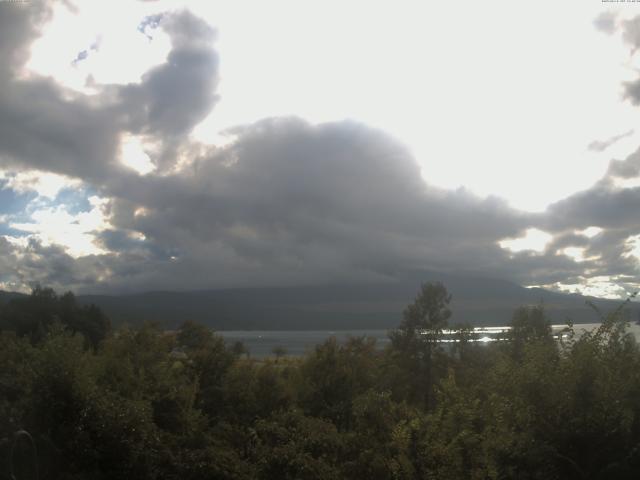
<box><xmin>0</xmin><ymin>290</ymin><xmax>26</xmax><ymax>306</ymax></box>
<box><xmin>2</xmin><ymin>272</ymin><xmax>636</xmax><ymax>330</ymax></box>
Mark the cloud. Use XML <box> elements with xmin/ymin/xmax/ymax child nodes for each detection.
<box><xmin>0</xmin><ymin>72</ymin><xmax>124</xmax><ymax>182</ymax></box>
<box><xmin>114</xmin><ymin>9</ymin><xmax>219</xmax><ymax>170</ymax></box>
<box><xmin>0</xmin><ymin>1</ymin><xmax>53</xmax><ymax>75</ymax></box>
<box><xmin>612</xmin><ymin>15</ymin><xmax>640</xmax><ymax>105</ymax></box>
<box><xmin>606</xmin><ymin>146</ymin><xmax>640</xmax><ymax>179</ymax></box>
<box><xmin>622</xmin><ymin>15</ymin><xmax>640</xmax><ymax>50</ymax></box>
<box><xmin>9</xmin><ymin>197</ymin><xmax>110</xmax><ymax>258</ymax></box>
<box><xmin>587</xmin><ymin>129</ymin><xmax>634</xmax><ymax>153</ymax></box>
<box><xmin>83</xmin><ymin>117</ymin><xmax>536</xmax><ymax>291</ymax></box>
<box><xmin>0</xmin><ymin>237</ymin><xmax>109</xmax><ymax>293</ymax></box>
<box><xmin>536</xmin><ymin>145</ymin><xmax>640</xmax><ymax>294</ymax></box>
<box><xmin>594</xmin><ymin>11</ymin><xmax>618</xmax><ymax>36</ymax></box>
<box><xmin>0</xmin><ymin>170</ymin><xmax>82</xmax><ymax>199</ymax></box>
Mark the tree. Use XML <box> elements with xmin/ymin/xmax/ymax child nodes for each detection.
<box><xmin>390</xmin><ymin>282</ymin><xmax>452</xmax><ymax>353</ymax></box>
<box><xmin>177</xmin><ymin>320</ymin><xmax>215</xmax><ymax>351</ymax></box>
<box><xmin>272</xmin><ymin>345</ymin><xmax>287</xmax><ymax>361</ymax></box>
<box><xmin>508</xmin><ymin>304</ymin><xmax>552</xmax><ymax>359</ymax></box>
<box><xmin>0</xmin><ymin>286</ymin><xmax>59</xmax><ymax>343</ymax></box>
<box><xmin>297</xmin><ymin>336</ymin><xmax>379</xmax><ymax>429</ymax></box>
<box><xmin>388</xmin><ymin>282</ymin><xmax>452</xmax><ymax>408</ymax></box>
<box><xmin>232</xmin><ymin>340</ymin><xmax>249</xmax><ymax>358</ymax></box>
<box><xmin>253</xmin><ymin>410</ymin><xmax>343</xmax><ymax>480</ymax></box>
<box><xmin>0</xmin><ymin>287</ymin><xmax>110</xmax><ymax>349</ymax></box>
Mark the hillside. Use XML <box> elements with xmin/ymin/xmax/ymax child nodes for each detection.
<box><xmin>0</xmin><ymin>290</ymin><xmax>27</xmax><ymax>306</ymax></box>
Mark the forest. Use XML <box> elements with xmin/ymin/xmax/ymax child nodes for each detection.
<box><xmin>1</xmin><ymin>283</ymin><xmax>639</xmax><ymax>479</ymax></box>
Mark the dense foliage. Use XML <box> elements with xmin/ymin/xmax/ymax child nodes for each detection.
<box><xmin>1</xmin><ymin>283</ymin><xmax>640</xmax><ymax>479</ymax></box>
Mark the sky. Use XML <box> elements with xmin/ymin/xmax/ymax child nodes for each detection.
<box><xmin>1</xmin><ymin>0</ymin><xmax>640</xmax><ymax>298</ymax></box>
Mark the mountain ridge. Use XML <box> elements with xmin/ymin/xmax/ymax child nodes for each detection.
<box><xmin>3</xmin><ymin>273</ymin><xmax>636</xmax><ymax>330</ymax></box>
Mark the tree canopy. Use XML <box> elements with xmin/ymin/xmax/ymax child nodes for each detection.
<box><xmin>1</xmin><ymin>284</ymin><xmax>639</xmax><ymax>479</ymax></box>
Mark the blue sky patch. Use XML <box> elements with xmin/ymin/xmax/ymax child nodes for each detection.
<box><xmin>0</xmin><ymin>223</ymin><xmax>29</xmax><ymax>237</ymax></box>
<box><xmin>54</xmin><ymin>186</ymin><xmax>95</xmax><ymax>214</ymax></box>
<box><xmin>0</xmin><ymin>181</ymin><xmax>38</xmax><ymax>216</ymax></box>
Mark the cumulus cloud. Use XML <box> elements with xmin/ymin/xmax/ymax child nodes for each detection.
<box><xmin>91</xmin><ymin>117</ymin><xmax>533</xmax><ymax>290</ymax></box>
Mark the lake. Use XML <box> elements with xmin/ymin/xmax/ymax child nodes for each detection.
<box><xmin>219</xmin><ymin>322</ymin><xmax>640</xmax><ymax>358</ymax></box>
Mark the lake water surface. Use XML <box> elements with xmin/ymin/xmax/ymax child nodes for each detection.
<box><xmin>220</xmin><ymin>323</ymin><xmax>640</xmax><ymax>358</ymax></box>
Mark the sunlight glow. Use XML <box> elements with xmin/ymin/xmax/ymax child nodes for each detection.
<box><xmin>612</xmin><ymin>177</ymin><xmax>640</xmax><ymax>190</ymax></box>
<box><xmin>559</xmin><ymin>247</ymin><xmax>600</xmax><ymax>263</ymax></box>
<box><xmin>561</xmin><ymin>247</ymin><xmax>588</xmax><ymax>263</ymax></box>
<box><xmin>623</xmin><ymin>235</ymin><xmax>640</xmax><ymax>261</ymax></box>
<box><xmin>134</xmin><ymin>207</ymin><xmax>149</xmax><ymax>217</ymax></box>
<box><xmin>576</xmin><ymin>226</ymin><xmax>603</xmax><ymax>238</ymax></box>
<box><xmin>9</xmin><ymin>196</ymin><xmax>111</xmax><ymax>258</ymax></box>
<box><xmin>547</xmin><ymin>276</ymin><xmax>632</xmax><ymax>299</ymax></box>
<box><xmin>26</xmin><ymin>1</ymin><xmax>171</xmax><ymax>92</ymax></box>
<box><xmin>499</xmin><ymin>229</ymin><xmax>553</xmax><ymax>254</ymax></box>
<box><xmin>0</xmin><ymin>170</ymin><xmax>81</xmax><ymax>199</ymax></box>
<box><xmin>119</xmin><ymin>135</ymin><xmax>156</xmax><ymax>175</ymax></box>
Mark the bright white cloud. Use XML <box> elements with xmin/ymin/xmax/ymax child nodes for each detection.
<box><xmin>559</xmin><ymin>247</ymin><xmax>599</xmax><ymax>263</ymax></box>
<box><xmin>499</xmin><ymin>228</ymin><xmax>553</xmax><ymax>254</ymax></box>
<box><xmin>624</xmin><ymin>234</ymin><xmax>640</xmax><ymax>261</ymax></box>
<box><xmin>577</xmin><ymin>226</ymin><xmax>603</xmax><ymax>238</ymax></box>
<box><xmin>613</xmin><ymin>176</ymin><xmax>640</xmax><ymax>189</ymax></box>
<box><xmin>9</xmin><ymin>195</ymin><xmax>111</xmax><ymax>257</ymax></box>
<box><xmin>119</xmin><ymin>135</ymin><xmax>156</xmax><ymax>175</ymax></box>
<box><xmin>0</xmin><ymin>170</ymin><xmax>81</xmax><ymax>199</ymax></box>
<box><xmin>548</xmin><ymin>276</ymin><xmax>635</xmax><ymax>300</ymax></box>
<box><xmin>0</xmin><ymin>281</ymin><xmax>29</xmax><ymax>294</ymax></box>
<box><xmin>26</xmin><ymin>1</ymin><xmax>171</xmax><ymax>92</ymax></box>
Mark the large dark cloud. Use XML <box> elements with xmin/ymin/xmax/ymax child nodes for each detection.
<box><xmin>90</xmin><ymin>114</ymin><xmax>640</xmax><ymax>292</ymax></box>
<box><xmin>88</xmin><ymin>117</ymin><xmax>534</xmax><ymax>291</ymax></box>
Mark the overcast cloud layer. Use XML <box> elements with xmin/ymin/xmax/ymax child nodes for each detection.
<box><xmin>0</xmin><ymin>0</ymin><xmax>639</xmax><ymax>298</ymax></box>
